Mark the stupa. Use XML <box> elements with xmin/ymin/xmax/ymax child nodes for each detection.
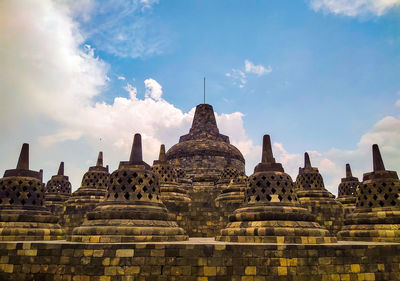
<box><xmin>295</xmin><ymin>152</ymin><xmax>344</xmax><ymax>235</ymax></box>
<box><xmin>44</xmin><ymin>162</ymin><xmax>71</xmax><ymax>217</ymax></box>
<box><xmin>152</xmin><ymin>144</ymin><xmax>191</xmax><ymax>231</ymax></box>
<box><xmin>166</xmin><ymin>103</ymin><xmax>245</xmax><ymax>237</ymax></box>
<box><xmin>166</xmin><ymin>103</ymin><xmax>245</xmax><ymax>179</ymax></box>
<box><xmin>71</xmin><ymin>134</ymin><xmax>188</xmax><ymax>242</ymax></box>
<box><xmin>175</xmin><ymin>167</ymin><xmax>192</xmax><ymax>192</ymax></box>
<box><xmin>338</xmin><ymin>144</ymin><xmax>400</xmax><ymax>242</ymax></box>
<box><xmin>152</xmin><ymin>144</ymin><xmax>191</xmax><ymax>206</ymax></box>
<box><xmin>215</xmin><ymin>174</ymin><xmax>247</xmax><ymax>205</ymax></box>
<box><xmin>0</xmin><ymin>144</ymin><xmax>64</xmax><ymax>240</ymax></box>
<box><xmin>62</xmin><ymin>152</ymin><xmax>110</xmax><ymax>235</ymax></box>
<box><xmin>336</xmin><ymin>163</ymin><xmax>359</xmax><ymax>217</ymax></box>
<box><xmin>215</xmin><ymin>166</ymin><xmax>241</xmax><ymax>190</ymax></box>
<box><xmin>216</xmin><ymin>135</ymin><xmax>336</xmax><ymax>243</ymax></box>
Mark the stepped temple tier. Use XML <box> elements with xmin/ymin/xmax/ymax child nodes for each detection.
<box><xmin>166</xmin><ymin>103</ymin><xmax>245</xmax><ymax>180</ymax></box>
<box><xmin>71</xmin><ymin>134</ymin><xmax>188</xmax><ymax>242</ymax></box>
<box><xmin>295</xmin><ymin>152</ymin><xmax>344</xmax><ymax>235</ymax></box>
<box><xmin>217</xmin><ymin>135</ymin><xmax>336</xmax><ymax>243</ymax></box>
<box><xmin>0</xmin><ymin>144</ymin><xmax>64</xmax><ymax>241</ymax></box>
<box><xmin>62</xmin><ymin>152</ymin><xmax>110</xmax><ymax>235</ymax></box>
<box><xmin>44</xmin><ymin>162</ymin><xmax>72</xmax><ymax>217</ymax></box>
<box><xmin>336</xmin><ymin>163</ymin><xmax>359</xmax><ymax>217</ymax></box>
<box><xmin>338</xmin><ymin>144</ymin><xmax>400</xmax><ymax>242</ymax></box>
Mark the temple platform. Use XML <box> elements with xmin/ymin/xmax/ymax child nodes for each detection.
<box><xmin>0</xmin><ymin>238</ymin><xmax>399</xmax><ymax>281</ymax></box>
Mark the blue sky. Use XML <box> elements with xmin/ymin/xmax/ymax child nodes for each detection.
<box><xmin>87</xmin><ymin>0</ymin><xmax>400</xmax><ymax>151</ymax></box>
<box><xmin>1</xmin><ymin>0</ymin><xmax>400</xmax><ymax>193</ymax></box>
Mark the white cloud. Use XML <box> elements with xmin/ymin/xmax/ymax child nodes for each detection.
<box><xmin>117</xmin><ymin>76</ymin><xmax>126</xmax><ymax>80</ymax></box>
<box><xmin>244</xmin><ymin>60</ymin><xmax>272</xmax><ymax>76</ymax></box>
<box><xmin>144</xmin><ymin>78</ymin><xmax>163</xmax><ymax>101</ymax></box>
<box><xmin>310</xmin><ymin>0</ymin><xmax>400</xmax><ymax>17</ymax></box>
<box><xmin>226</xmin><ymin>59</ymin><xmax>271</xmax><ymax>88</ymax></box>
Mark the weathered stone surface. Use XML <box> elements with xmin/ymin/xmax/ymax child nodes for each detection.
<box><xmin>44</xmin><ymin>162</ymin><xmax>72</xmax><ymax>217</ymax></box>
<box><xmin>62</xmin><ymin>152</ymin><xmax>110</xmax><ymax>235</ymax></box>
<box><xmin>217</xmin><ymin>135</ymin><xmax>336</xmax><ymax>243</ymax></box>
<box><xmin>0</xmin><ymin>239</ymin><xmax>400</xmax><ymax>280</ymax></box>
<box><xmin>71</xmin><ymin>134</ymin><xmax>188</xmax><ymax>242</ymax></box>
<box><xmin>166</xmin><ymin>104</ymin><xmax>245</xmax><ymax>180</ymax></box>
<box><xmin>0</xmin><ymin>143</ymin><xmax>64</xmax><ymax>241</ymax></box>
<box><xmin>338</xmin><ymin>144</ymin><xmax>400</xmax><ymax>242</ymax></box>
<box><xmin>295</xmin><ymin>153</ymin><xmax>344</xmax><ymax>235</ymax></box>
<box><xmin>336</xmin><ymin>164</ymin><xmax>359</xmax><ymax>217</ymax></box>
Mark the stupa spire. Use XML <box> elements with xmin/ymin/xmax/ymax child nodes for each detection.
<box><xmin>304</xmin><ymin>152</ymin><xmax>312</xmax><ymax>169</ymax></box>
<box><xmin>57</xmin><ymin>162</ymin><xmax>64</xmax><ymax>176</ymax></box>
<box><xmin>261</xmin><ymin>135</ymin><xmax>275</xmax><ymax>164</ymax></box>
<box><xmin>372</xmin><ymin>144</ymin><xmax>385</xmax><ymax>172</ymax></box>
<box><xmin>159</xmin><ymin>144</ymin><xmax>166</xmax><ymax>162</ymax></box>
<box><xmin>346</xmin><ymin>163</ymin><xmax>352</xmax><ymax>178</ymax></box>
<box><xmin>130</xmin><ymin>133</ymin><xmax>143</xmax><ymax>163</ymax></box>
<box><xmin>96</xmin><ymin>152</ymin><xmax>103</xmax><ymax>167</ymax></box>
<box><xmin>16</xmin><ymin>143</ymin><xmax>29</xmax><ymax>170</ymax></box>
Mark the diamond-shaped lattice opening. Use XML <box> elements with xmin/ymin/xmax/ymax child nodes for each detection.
<box><xmin>121</xmin><ymin>185</ymin><xmax>126</xmax><ymax>191</ymax></box>
<box><xmin>266</xmin><ymin>181</ymin><xmax>271</xmax><ymax>187</ymax></box>
<box><xmin>251</xmin><ymin>188</ymin><xmax>256</xmax><ymax>194</ymax></box>
<box><xmin>114</xmin><ymin>193</ymin><xmax>119</xmax><ymax>199</ymax></box>
<box><xmin>384</xmin><ymin>194</ymin><xmax>389</xmax><ymax>200</ymax></box>
<box><xmin>124</xmin><ymin>192</ymin><xmax>130</xmax><ymax>200</ymax></box>
<box><xmin>256</xmin><ymin>181</ymin><xmax>261</xmax><ymax>187</ymax></box>
<box><xmin>138</xmin><ymin>178</ymin><xmax>143</xmax><ymax>184</ymax></box>
<box><xmin>117</xmin><ymin>178</ymin><xmax>123</xmax><ymax>184</ymax></box>
<box><xmin>123</xmin><ymin>171</ymin><xmax>128</xmax><ymax>177</ymax></box>
<box><xmin>127</xmin><ymin>178</ymin><xmax>132</xmax><ymax>184</ymax></box>
<box><xmin>278</xmin><ymin>195</ymin><xmax>282</xmax><ymax>201</ymax></box>
<box><xmin>143</xmin><ymin>186</ymin><xmax>148</xmax><ymax>192</ymax></box>
<box><xmin>21</xmin><ymin>199</ymin><xmax>25</xmax><ymax>205</ymax></box>
<box><xmin>148</xmin><ymin>193</ymin><xmax>153</xmax><ymax>200</ymax></box>
<box><xmin>281</xmin><ymin>188</ymin><xmax>286</xmax><ymax>193</ymax></box>
<box><xmin>261</xmin><ymin>176</ymin><xmax>266</xmax><ymax>180</ymax></box>
<box><xmin>152</xmin><ymin>187</ymin><xmax>156</xmax><ymax>192</ymax></box>
<box><xmin>368</xmin><ymin>202</ymin><xmax>373</xmax><ymax>207</ymax></box>
<box><xmin>373</xmin><ymin>195</ymin><xmax>378</xmax><ymax>200</ymax></box>
<box><xmin>271</xmin><ymin>188</ymin><xmax>276</xmax><ymax>194</ymax></box>
<box><xmin>379</xmin><ymin>201</ymin><xmax>384</xmax><ymax>207</ymax></box>
<box><xmin>277</xmin><ymin>181</ymin><xmax>280</xmax><ymax>186</ymax></box>
<box><xmin>255</xmin><ymin>195</ymin><xmax>260</xmax><ymax>201</ymax></box>
<box><xmin>137</xmin><ymin>193</ymin><xmax>142</xmax><ymax>200</ymax></box>
<box><xmin>271</xmin><ymin>176</ymin><xmax>275</xmax><ymax>180</ymax></box>
<box><xmin>261</xmin><ymin>188</ymin><xmax>266</xmax><ymax>194</ymax></box>
<box><xmin>288</xmin><ymin>195</ymin><xmax>292</xmax><ymax>201</ymax></box>
<box><xmin>389</xmin><ymin>187</ymin><xmax>393</xmax><ymax>192</ymax></box>
<box><xmin>391</xmin><ymin>200</ymin><xmax>396</xmax><ymax>206</ymax></box>
<box><xmin>266</xmin><ymin>195</ymin><xmax>272</xmax><ymax>201</ymax></box>
<box><xmin>133</xmin><ymin>172</ymin><xmax>138</xmax><ymax>178</ymax></box>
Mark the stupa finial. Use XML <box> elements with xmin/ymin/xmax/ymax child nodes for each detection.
<box><xmin>16</xmin><ymin>143</ymin><xmax>29</xmax><ymax>170</ymax></box>
<box><xmin>159</xmin><ymin>144</ymin><xmax>166</xmax><ymax>162</ymax></box>
<box><xmin>261</xmin><ymin>135</ymin><xmax>275</xmax><ymax>164</ymax></box>
<box><xmin>96</xmin><ymin>152</ymin><xmax>103</xmax><ymax>167</ymax></box>
<box><xmin>346</xmin><ymin>163</ymin><xmax>352</xmax><ymax>178</ymax></box>
<box><xmin>39</xmin><ymin>169</ymin><xmax>43</xmax><ymax>182</ymax></box>
<box><xmin>372</xmin><ymin>144</ymin><xmax>385</xmax><ymax>172</ymax></box>
<box><xmin>57</xmin><ymin>162</ymin><xmax>64</xmax><ymax>176</ymax></box>
<box><xmin>130</xmin><ymin>134</ymin><xmax>143</xmax><ymax>163</ymax></box>
<box><xmin>304</xmin><ymin>152</ymin><xmax>312</xmax><ymax>169</ymax></box>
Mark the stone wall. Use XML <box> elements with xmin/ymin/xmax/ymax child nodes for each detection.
<box><xmin>0</xmin><ymin>239</ymin><xmax>399</xmax><ymax>281</ymax></box>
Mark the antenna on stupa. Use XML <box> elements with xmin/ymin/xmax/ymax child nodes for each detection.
<box><xmin>16</xmin><ymin>143</ymin><xmax>29</xmax><ymax>170</ymax></box>
<box><xmin>372</xmin><ymin>144</ymin><xmax>385</xmax><ymax>172</ymax></box>
<box><xmin>130</xmin><ymin>133</ymin><xmax>143</xmax><ymax>163</ymax></box>
<box><xmin>57</xmin><ymin>162</ymin><xmax>64</xmax><ymax>176</ymax></box>
<box><xmin>346</xmin><ymin>163</ymin><xmax>352</xmax><ymax>178</ymax></box>
<box><xmin>203</xmin><ymin>77</ymin><xmax>206</xmax><ymax>104</ymax></box>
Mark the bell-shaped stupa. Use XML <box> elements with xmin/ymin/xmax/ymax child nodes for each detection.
<box><xmin>295</xmin><ymin>153</ymin><xmax>344</xmax><ymax>235</ymax></box>
<box><xmin>152</xmin><ymin>144</ymin><xmax>191</xmax><ymax>206</ymax></box>
<box><xmin>0</xmin><ymin>144</ymin><xmax>64</xmax><ymax>240</ymax></box>
<box><xmin>45</xmin><ymin>162</ymin><xmax>72</xmax><ymax>217</ymax></box>
<box><xmin>166</xmin><ymin>104</ymin><xmax>245</xmax><ymax>180</ymax></box>
<box><xmin>215</xmin><ymin>166</ymin><xmax>241</xmax><ymax>190</ymax></box>
<box><xmin>338</xmin><ymin>144</ymin><xmax>400</xmax><ymax>242</ymax></box>
<box><xmin>216</xmin><ymin>135</ymin><xmax>336</xmax><ymax>243</ymax></box>
<box><xmin>71</xmin><ymin>134</ymin><xmax>188</xmax><ymax>242</ymax></box>
<box><xmin>62</xmin><ymin>152</ymin><xmax>110</xmax><ymax>235</ymax></box>
<box><xmin>336</xmin><ymin>164</ymin><xmax>359</xmax><ymax>217</ymax></box>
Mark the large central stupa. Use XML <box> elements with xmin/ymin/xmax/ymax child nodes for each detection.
<box><xmin>166</xmin><ymin>104</ymin><xmax>245</xmax><ymax>180</ymax></box>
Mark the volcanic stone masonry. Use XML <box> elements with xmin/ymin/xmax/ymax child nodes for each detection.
<box><xmin>217</xmin><ymin>135</ymin><xmax>336</xmax><ymax>243</ymax></box>
<box><xmin>338</xmin><ymin>144</ymin><xmax>400</xmax><ymax>242</ymax></box>
<box><xmin>336</xmin><ymin>163</ymin><xmax>359</xmax><ymax>217</ymax></box>
<box><xmin>44</xmin><ymin>161</ymin><xmax>71</xmax><ymax>218</ymax></box>
<box><xmin>152</xmin><ymin>144</ymin><xmax>191</xmax><ymax>232</ymax></box>
<box><xmin>166</xmin><ymin>103</ymin><xmax>246</xmax><ymax>237</ymax></box>
<box><xmin>0</xmin><ymin>144</ymin><xmax>64</xmax><ymax>241</ymax></box>
<box><xmin>62</xmin><ymin>152</ymin><xmax>110</xmax><ymax>236</ymax></box>
<box><xmin>295</xmin><ymin>152</ymin><xmax>344</xmax><ymax>235</ymax></box>
<box><xmin>71</xmin><ymin>133</ymin><xmax>188</xmax><ymax>243</ymax></box>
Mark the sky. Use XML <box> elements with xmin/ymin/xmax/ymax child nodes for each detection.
<box><xmin>1</xmin><ymin>0</ymin><xmax>400</xmax><ymax>195</ymax></box>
